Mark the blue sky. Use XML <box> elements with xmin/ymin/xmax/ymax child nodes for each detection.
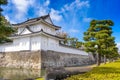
<box><xmin>1</xmin><ymin>0</ymin><xmax>120</xmax><ymax>50</ymax></box>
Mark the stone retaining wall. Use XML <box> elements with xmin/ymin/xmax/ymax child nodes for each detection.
<box><xmin>0</xmin><ymin>51</ymin><xmax>41</xmax><ymax>69</ymax></box>
<box><xmin>0</xmin><ymin>50</ymin><xmax>94</xmax><ymax>69</ymax></box>
<box><xmin>41</xmin><ymin>50</ymin><xmax>94</xmax><ymax>69</ymax></box>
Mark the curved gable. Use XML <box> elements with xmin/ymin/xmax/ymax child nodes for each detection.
<box><xmin>19</xmin><ymin>27</ymin><xmax>31</xmax><ymax>35</ymax></box>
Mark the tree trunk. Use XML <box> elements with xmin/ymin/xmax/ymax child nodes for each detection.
<box><xmin>104</xmin><ymin>55</ymin><xmax>106</xmax><ymax>64</ymax></box>
<box><xmin>96</xmin><ymin>53</ymin><xmax>101</xmax><ymax>66</ymax></box>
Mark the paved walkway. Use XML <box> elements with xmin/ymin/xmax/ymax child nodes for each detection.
<box><xmin>65</xmin><ymin>64</ymin><xmax>96</xmax><ymax>72</ymax></box>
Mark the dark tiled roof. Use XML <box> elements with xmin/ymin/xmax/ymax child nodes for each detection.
<box><xmin>42</xmin><ymin>30</ymin><xmax>64</xmax><ymax>39</ymax></box>
<box><xmin>12</xmin><ymin>14</ymin><xmax>61</xmax><ymax>28</ymax></box>
<box><xmin>10</xmin><ymin>28</ymin><xmax>64</xmax><ymax>40</ymax></box>
<box><xmin>59</xmin><ymin>43</ymin><xmax>84</xmax><ymax>51</ymax></box>
<box><xmin>12</xmin><ymin>15</ymin><xmax>48</xmax><ymax>26</ymax></box>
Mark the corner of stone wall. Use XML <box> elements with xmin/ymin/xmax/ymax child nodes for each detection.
<box><xmin>0</xmin><ymin>50</ymin><xmax>42</xmax><ymax>70</ymax></box>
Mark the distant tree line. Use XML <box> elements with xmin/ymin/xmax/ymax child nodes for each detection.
<box><xmin>57</xmin><ymin>31</ymin><xmax>83</xmax><ymax>49</ymax></box>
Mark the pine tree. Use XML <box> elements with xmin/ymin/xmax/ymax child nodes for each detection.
<box><xmin>0</xmin><ymin>0</ymin><xmax>16</xmax><ymax>43</ymax></box>
<box><xmin>0</xmin><ymin>0</ymin><xmax>8</xmax><ymax>13</ymax></box>
<box><xmin>84</xmin><ymin>20</ymin><xmax>118</xmax><ymax>66</ymax></box>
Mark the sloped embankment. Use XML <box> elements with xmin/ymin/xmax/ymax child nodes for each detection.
<box><xmin>66</xmin><ymin>60</ymin><xmax>120</xmax><ymax>80</ymax></box>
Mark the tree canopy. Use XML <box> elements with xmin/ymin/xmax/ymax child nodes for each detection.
<box><xmin>0</xmin><ymin>0</ymin><xmax>16</xmax><ymax>44</ymax></box>
<box><xmin>57</xmin><ymin>31</ymin><xmax>83</xmax><ymax>49</ymax></box>
<box><xmin>84</xmin><ymin>20</ymin><xmax>118</xmax><ymax>66</ymax></box>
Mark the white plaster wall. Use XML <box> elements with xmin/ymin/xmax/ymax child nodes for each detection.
<box><xmin>0</xmin><ymin>36</ymin><xmax>41</xmax><ymax>52</ymax></box>
<box><xmin>0</xmin><ymin>43</ymin><xmax>18</xmax><ymax>52</ymax></box>
<box><xmin>40</xmin><ymin>36</ymin><xmax>88</xmax><ymax>56</ymax></box>
<box><xmin>19</xmin><ymin>37</ymin><xmax>30</xmax><ymax>51</ymax></box>
<box><xmin>18</xmin><ymin>27</ymin><xmax>31</xmax><ymax>35</ymax></box>
<box><xmin>29</xmin><ymin>24</ymin><xmax>41</xmax><ymax>32</ymax></box>
<box><xmin>48</xmin><ymin>38</ymin><xmax>59</xmax><ymax>50</ymax></box>
<box><xmin>21</xmin><ymin>28</ymin><xmax>31</xmax><ymax>35</ymax></box>
<box><xmin>0</xmin><ymin>37</ymin><xmax>27</xmax><ymax>52</ymax></box>
<box><xmin>0</xmin><ymin>32</ymin><xmax>88</xmax><ymax>56</ymax></box>
<box><xmin>41</xmin><ymin>35</ymin><xmax>59</xmax><ymax>51</ymax></box>
<box><xmin>31</xmin><ymin>36</ymin><xmax>41</xmax><ymax>51</ymax></box>
<box><xmin>0</xmin><ymin>44</ymin><xmax>5</xmax><ymax>52</ymax></box>
<box><xmin>5</xmin><ymin>44</ymin><xmax>13</xmax><ymax>52</ymax></box>
<box><xmin>29</xmin><ymin>23</ymin><xmax>56</xmax><ymax>35</ymax></box>
<box><xmin>18</xmin><ymin>27</ymin><xmax>24</xmax><ymax>34</ymax></box>
<box><xmin>17</xmin><ymin>23</ymin><xmax>56</xmax><ymax>35</ymax></box>
<box><xmin>57</xmin><ymin>45</ymin><xmax>88</xmax><ymax>55</ymax></box>
<box><xmin>41</xmin><ymin>35</ymin><xmax>48</xmax><ymax>50</ymax></box>
<box><xmin>47</xmin><ymin>39</ymin><xmax>88</xmax><ymax>55</ymax></box>
<box><xmin>0</xmin><ymin>41</ymin><xmax>19</xmax><ymax>52</ymax></box>
<box><xmin>0</xmin><ymin>34</ymin><xmax>88</xmax><ymax>56</ymax></box>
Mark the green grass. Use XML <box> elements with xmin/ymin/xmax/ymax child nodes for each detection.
<box><xmin>66</xmin><ymin>60</ymin><xmax>120</xmax><ymax>80</ymax></box>
<box><xmin>35</xmin><ymin>77</ymin><xmax>44</xmax><ymax>80</ymax></box>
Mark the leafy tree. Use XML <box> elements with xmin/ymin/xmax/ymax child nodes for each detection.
<box><xmin>76</xmin><ymin>41</ymin><xmax>83</xmax><ymax>48</ymax></box>
<box><xmin>67</xmin><ymin>37</ymin><xmax>78</xmax><ymax>47</ymax></box>
<box><xmin>57</xmin><ymin>31</ymin><xmax>83</xmax><ymax>48</ymax></box>
<box><xmin>66</xmin><ymin>37</ymin><xmax>83</xmax><ymax>48</ymax></box>
<box><xmin>0</xmin><ymin>0</ymin><xmax>16</xmax><ymax>44</ymax></box>
<box><xmin>56</xmin><ymin>30</ymin><xmax>68</xmax><ymax>44</ymax></box>
<box><xmin>84</xmin><ymin>20</ymin><xmax>118</xmax><ymax>66</ymax></box>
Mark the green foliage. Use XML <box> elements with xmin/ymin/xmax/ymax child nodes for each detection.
<box><xmin>67</xmin><ymin>37</ymin><xmax>78</xmax><ymax>47</ymax></box>
<box><xmin>66</xmin><ymin>59</ymin><xmax>120</xmax><ymax>80</ymax></box>
<box><xmin>76</xmin><ymin>41</ymin><xmax>83</xmax><ymax>48</ymax></box>
<box><xmin>0</xmin><ymin>0</ymin><xmax>16</xmax><ymax>44</ymax></box>
<box><xmin>57</xmin><ymin>31</ymin><xmax>83</xmax><ymax>48</ymax></box>
<box><xmin>0</xmin><ymin>16</ymin><xmax>16</xmax><ymax>37</ymax></box>
<box><xmin>35</xmin><ymin>78</ymin><xmax>44</xmax><ymax>80</ymax></box>
<box><xmin>0</xmin><ymin>0</ymin><xmax>8</xmax><ymax>5</ymax></box>
<box><xmin>84</xmin><ymin>20</ymin><xmax>118</xmax><ymax>64</ymax></box>
<box><xmin>0</xmin><ymin>0</ymin><xmax>8</xmax><ymax>12</ymax></box>
<box><xmin>63</xmin><ymin>36</ymin><xmax>83</xmax><ymax>48</ymax></box>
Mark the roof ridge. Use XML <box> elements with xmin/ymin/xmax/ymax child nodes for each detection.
<box><xmin>12</xmin><ymin>14</ymin><xmax>49</xmax><ymax>26</ymax></box>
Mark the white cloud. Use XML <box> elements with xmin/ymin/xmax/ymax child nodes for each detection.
<box><xmin>37</xmin><ymin>0</ymin><xmax>50</xmax><ymax>16</ymax></box>
<box><xmin>50</xmin><ymin>8</ymin><xmax>62</xmax><ymax>21</ymax></box>
<box><xmin>69</xmin><ymin>29</ymin><xmax>79</xmax><ymax>33</ymax></box>
<box><xmin>3</xmin><ymin>0</ymin><xmax>90</xmax><ymax>40</ymax></box>
<box><xmin>117</xmin><ymin>43</ymin><xmax>120</xmax><ymax>52</ymax></box>
<box><xmin>38</xmin><ymin>7</ymin><xmax>48</xmax><ymax>16</ymax></box>
<box><xmin>37</xmin><ymin>0</ymin><xmax>62</xmax><ymax>21</ymax></box>
<box><xmin>5</xmin><ymin>15</ymin><xmax>10</xmax><ymax>21</ymax></box>
<box><xmin>11</xmin><ymin>0</ymin><xmax>34</xmax><ymax>18</ymax></box>
<box><xmin>6</xmin><ymin>0</ymin><xmax>90</xmax><ymax>29</ymax></box>
<box><xmin>5</xmin><ymin>15</ymin><xmax>16</xmax><ymax>24</ymax></box>
<box><xmin>44</xmin><ymin>0</ymin><xmax>50</xmax><ymax>6</ymax></box>
<box><xmin>83</xmin><ymin>17</ymin><xmax>92</xmax><ymax>22</ymax></box>
<box><xmin>62</xmin><ymin>0</ymin><xmax>89</xmax><ymax>12</ymax></box>
<box><xmin>38</xmin><ymin>0</ymin><xmax>90</xmax><ymax>22</ymax></box>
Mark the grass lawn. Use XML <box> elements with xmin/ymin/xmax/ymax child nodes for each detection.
<box><xmin>66</xmin><ymin>60</ymin><xmax>120</xmax><ymax>80</ymax></box>
<box><xmin>35</xmin><ymin>78</ymin><xmax>44</xmax><ymax>80</ymax></box>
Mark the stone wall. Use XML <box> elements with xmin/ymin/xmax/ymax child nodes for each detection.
<box><xmin>0</xmin><ymin>50</ymin><xmax>95</xmax><ymax>70</ymax></box>
<box><xmin>41</xmin><ymin>50</ymin><xmax>94</xmax><ymax>69</ymax></box>
<box><xmin>0</xmin><ymin>51</ymin><xmax>41</xmax><ymax>69</ymax></box>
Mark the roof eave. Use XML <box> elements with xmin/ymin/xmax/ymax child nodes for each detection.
<box><xmin>9</xmin><ymin>31</ymin><xmax>64</xmax><ymax>40</ymax></box>
<box><xmin>12</xmin><ymin>19</ymin><xmax>61</xmax><ymax>30</ymax></box>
